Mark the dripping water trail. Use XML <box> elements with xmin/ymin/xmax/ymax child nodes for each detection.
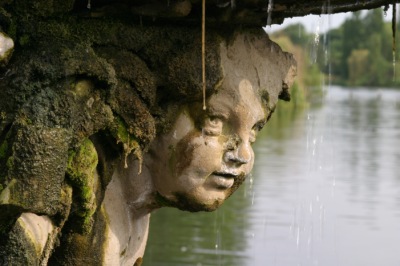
<box><xmin>323</xmin><ymin>0</ymin><xmax>332</xmax><ymax>88</ymax></box>
<box><xmin>392</xmin><ymin>3</ymin><xmax>397</xmax><ymax>81</ymax></box>
<box><xmin>267</xmin><ymin>0</ymin><xmax>273</xmax><ymax>26</ymax></box>
<box><xmin>202</xmin><ymin>0</ymin><xmax>207</xmax><ymax>110</ymax></box>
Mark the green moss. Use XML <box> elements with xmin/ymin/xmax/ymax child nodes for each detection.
<box><xmin>0</xmin><ymin>140</ymin><xmax>7</xmax><ymax>158</ymax></box>
<box><xmin>19</xmin><ymin>35</ymin><xmax>30</xmax><ymax>46</ymax></box>
<box><xmin>111</xmin><ymin>116</ymin><xmax>132</xmax><ymax>145</ymax></box>
<box><xmin>6</xmin><ymin>156</ymin><xmax>14</xmax><ymax>170</ymax></box>
<box><xmin>66</xmin><ymin>138</ymin><xmax>98</xmax><ymax>234</ymax></box>
<box><xmin>110</xmin><ymin>116</ymin><xmax>143</xmax><ymax>172</ymax></box>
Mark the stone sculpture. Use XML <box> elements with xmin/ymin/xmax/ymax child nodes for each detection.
<box><xmin>0</xmin><ymin>2</ymin><xmax>296</xmax><ymax>265</ymax></box>
<box><xmin>2</xmin><ymin>0</ymin><xmax>395</xmax><ymax>264</ymax></box>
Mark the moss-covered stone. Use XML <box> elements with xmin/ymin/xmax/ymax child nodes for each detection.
<box><xmin>13</xmin><ymin>0</ymin><xmax>75</xmax><ymax>17</ymax></box>
<box><xmin>0</xmin><ymin>140</ymin><xmax>7</xmax><ymax>158</ymax></box>
<box><xmin>110</xmin><ymin>116</ymin><xmax>143</xmax><ymax>171</ymax></box>
<box><xmin>66</xmin><ymin>138</ymin><xmax>99</xmax><ymax>234</ymax></box>
<box><xmin>0</xmin><ymin>124</ymin><xmax>71</xmax><ymax>232</ymax></box>
<box><xmin>0</xmin><ymin>216</ymin><xmax>40</xmax><ymax>265</ymax></box>
<box><xmin>0</xmin><ymin>1</ymin><xmax>295</xmax><ymax>264</ymax></box>
<box><xmin>0</xmin><ymin>213</ymin><xmax>56</xmax><ymax>265</ymax></box>
<box><xmin>48</xmin><ymin>204</ymin><xmax>109</xmax><ymax>265</ymax></box>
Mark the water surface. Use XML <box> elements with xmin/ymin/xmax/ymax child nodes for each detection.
<box><xmin>144</xmin><ymin>86</ymin><xmax>400</xmax><ymax>266</ymax></box>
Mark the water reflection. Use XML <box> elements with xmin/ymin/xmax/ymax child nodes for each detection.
<box><xmin>144</xmin><ymin>86</ymin><xmax>400</xmax><ymax>266</ymax></box>
<box><xmin>144</xmin><ymin>183</ymin><xmax>252</xmax><ymax>266</ymax></box>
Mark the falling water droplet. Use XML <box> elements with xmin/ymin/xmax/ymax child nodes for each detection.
<box><xmin>393</xmin><ymin>52</ymin><xmax>396</xmax><ymax>82</ymax></box>
<box><xmin>392</xmin><ymin>4</ymin><xmax>397</xmax><ymax>81</ymax></box>
<box><xmin>311</xmin><ymin>20</ymin><xmax>321</xmax><ymax>64</ymax></box>
<box><xmin>87</xmin><ymin>0</ymin><xmax>91</xmax><ymax>9</ymax></box>
<box><xmin>266</xmin><ymin>0</ymin><xmax>273</xmax><ymax>26</ymax></box>
<box><xmin>298</xmin><ymin>24</ymin><xmax>301</xmax><ymax>38</ymax></box>
<box><xmin>296</xmin><ymin>227</ymin><xmax>300</xmax><ymax>247</ymax></box>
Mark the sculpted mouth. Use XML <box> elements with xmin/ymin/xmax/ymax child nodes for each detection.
<box><xmin>209</xmin><ymin>172</ymin><xmax>238</xmax><ymax>189</ymax></box>
<box><xmin>213</xmin><ymin>172</ymin><xmax>238</xmax><ymax>178</ymax></box>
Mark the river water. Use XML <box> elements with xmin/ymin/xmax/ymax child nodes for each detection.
<box><xmin>143</xmin><ymin>86</ymin><xmax>400</xmax><ymax>266</ymax></box>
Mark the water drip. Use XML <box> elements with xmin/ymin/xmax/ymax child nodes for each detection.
<box><xmin>87</xmin><ymin>0</ymin><xmax>91</xmax><ymax>9</ymax></box>
<box><xmin>298</xmin><ymin>24</ymin><xmax>302</xmax><ymax>39</ymax></box>
<box><xmin>310</xmin><ymin>17</ymin><xmax>322</xmax><ymax>64</ymax></box>
<box><xmin>392</xmin><ymin>4</ymin><xmax>397</xmax><ymax>81</ymax></box>
<box><xmin>323</xmin><ymin>4</ymin><xmax>332</xmax><ymax>68</ymax></box>
<box><xmin>384</xmin><ymin>4</ymin><xmax>389</xmax><ymax>17</ymax></box>
<box><xmin>202</xmin><ymin>0</ymin><xmax>207</xmax><ymax>110</ymax></box>
<box><xmin>266</xmin><ymin>0</ymin><xmax>273</xmax><ymax>27</ymax></box>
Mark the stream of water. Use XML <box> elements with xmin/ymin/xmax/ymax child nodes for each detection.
<box><xmin>144</xmin><ymin>85</ymin><xmax>400</xmax><ymax>266</ymax></box>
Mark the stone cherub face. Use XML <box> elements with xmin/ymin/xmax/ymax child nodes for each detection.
<box><xmin>148</xmin><ymin>79</ymin><xmax>266</xmax><ymax>211</ymax></box>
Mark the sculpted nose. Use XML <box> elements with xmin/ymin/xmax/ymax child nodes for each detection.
<box><xmin>224</xmin><ymin>141</ymin><xmax>252</xmax><ymax>166</ymax></box>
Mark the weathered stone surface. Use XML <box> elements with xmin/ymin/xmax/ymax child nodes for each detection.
<box><xmin>4</xmin><ymin>0</ymin><xmax>392</xmax><ymax>264</ymax></box>
<box><xmin>0</xmin><ymin>213</ymin><xmax>56</xmax><ymax>265</ymax></box>
<box><xmin>0</xmin><ymin>125</ymin><xmax>71</xmax><ymax>229</ymax></box>
<box><xmin>0</xmin><ymin>0</ymin><xmax>397</xmax><ymax>264</ymax></box>
<box><xmin>0</xmin><ymin>0</ymin><xmax>296</xmax><ymax>261</ymax></box>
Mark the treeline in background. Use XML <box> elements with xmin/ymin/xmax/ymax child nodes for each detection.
<box><xmin>272</xmin><ymin>8</ymin><xmax>400</xmax><ymax>88</ymax></box>
<box><xmin>264</xmin><ymin>8</ymin><xmax>399</xmax><ymax>136</ymax></box>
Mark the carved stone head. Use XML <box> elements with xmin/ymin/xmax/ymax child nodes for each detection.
<box><xmin>147</xmin><ymin>30</ymin><xmax>296</xmax><ymax>211</ymax></box>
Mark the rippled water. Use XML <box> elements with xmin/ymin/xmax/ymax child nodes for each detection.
<box><xmin>144</xmin><ymin>86</ymin><xmax>400</xmax><ymax>266</ymax></box>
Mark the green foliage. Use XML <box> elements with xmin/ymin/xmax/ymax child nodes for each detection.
<box><xmin>347</xmin><ymin>49</ymin><xmax>370</xmax><ymax>86</ymax></box>
<box><xmin>272</xmin><ymin>25</ymin><xmax>324</xmax><ymax>106</ymax></box>
<box><xmin>321</xmin><ymin>8</ymin><xmax>399</xmax><ymax>87</ymax></box>
<box><xmin>277</xmin><ymin>8</ymin><xmax>400</xmax><ymax>87</ymax></box>
<box><xmin>276</xmin><ymin>23</ymin><xmax>309</xmax><ymax>47</ymax></box>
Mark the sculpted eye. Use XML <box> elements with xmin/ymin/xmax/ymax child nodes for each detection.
<box><xmin>249</xmin><ymin>120</ymin><xmax>266</xmax><ymax>143</ymax></box>
<box><xmin>203</xmin><ymin>116</ymin><xmax>223</xmax><ymax>136</ymax></box>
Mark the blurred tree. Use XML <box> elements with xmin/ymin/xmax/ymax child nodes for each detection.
<box><xmin>275</xmin><ymin>7</ymin><xmax>400</xmax><ymax>87</ymax></box>
<box><xmin>347</xmin><ymin>49</ymin><xmax>370</xmax><ymax>86</ymax></box>
<box><xmin>341</xmin><ymin>11</ymin><xmax>365</xmax><ymax>80</ymax></box>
